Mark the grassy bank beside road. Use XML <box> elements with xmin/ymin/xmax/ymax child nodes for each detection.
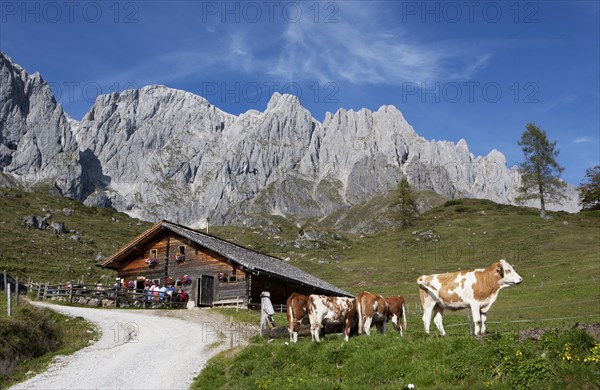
<box><xmin>0</xmin><ymin>295</ymin><xmax>98</xmax><ymax>389</ymax></box>
<box><xmin>195</xmin><ymin>327</ymin><xmax>600</xmax><ymax>389</ymax></box>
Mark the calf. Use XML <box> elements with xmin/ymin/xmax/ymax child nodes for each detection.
<box><xmin>384</xmin><ymin>296</ymin><xmax>407</xmax><ymax>336</ymax></box>
<box><xmin>417</xmin><ymin>259</ymin><xmax>522</xmax><ymax>336</ymax></box>
<box><xmin>286</xmin><ymin>292</ymin><xmax>309</xmax><ymax>343</ymax></box>
<box><xmin>356</xmin><ymin>291</ymin><xmax>388</xmax><ymax>336</ymax></box>
<box><xmin>307</xmin><ymin>295</ymin><xmax>355</xmax><ymax>342</ymax></box>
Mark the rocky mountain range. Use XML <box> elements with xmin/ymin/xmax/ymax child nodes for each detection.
<box><xmin>0</xmin><ymin>52</ymin><xmax>580</xmax><ymax>229</ymax></box>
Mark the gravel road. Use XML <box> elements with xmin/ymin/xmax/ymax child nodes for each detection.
<box><xmin>10</xmin><ymin>302</ymin><xmax>244</xmax><ymax>390</ymax></box>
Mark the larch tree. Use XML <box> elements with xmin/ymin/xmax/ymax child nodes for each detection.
<box><xmin>394</xmin><ymin>178</ymin><xmax>419</xmax><ymax>227</ymax></box>
<box><xmin>578</xmin><ymin>165</ymin><xmax>600</xmax><ymax>211</ymax></box>
<box><xmin>516</xmin><ymin>123</ymin><xmax>567</xmax><ymax>218</ymax></box>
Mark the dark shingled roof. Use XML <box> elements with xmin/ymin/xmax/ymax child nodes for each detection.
<box><xmin>101</xmin><ymin>220</ymin><xmax>352</xmax><ymax>297</ymax></box>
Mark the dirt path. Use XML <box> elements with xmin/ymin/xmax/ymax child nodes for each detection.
<box><xmin>10</xmin><ymin>302</ymin><xmax>240</xmax><ymax>390</ymax></box>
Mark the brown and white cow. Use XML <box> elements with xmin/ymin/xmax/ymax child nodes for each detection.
<box><xmin>286</xmin><ymin>292</ymin><xmax>309</xmax><ymax>343</ymax></box>
<box><xmin>356</xmin><ymin>291</ymin><xmax>388</xmax><ymax>335</ymax></box>
<box><xmin>307</xmin><ymin>295</ymin><xmax>355</xmax><ymax>342</ymax></box>
<box><xmin>354</xmin><ymin>292</ymin><xmax>408</xmax><ymax>336</ymax></box>
<box><xmin>384</xmin><ymin>296</ymin><xmax>407</xmax><ymax>336</ymax></box>
<box><xmin>417</xmin><ymin>259</ymin><xmax>522</xmax><ymax>336</ymax></box>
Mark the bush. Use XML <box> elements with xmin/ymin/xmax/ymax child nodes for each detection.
<box><xmin>444</xmin><ymin>200</ymin><xmax>463</xmax><ymax>207</ymax></box>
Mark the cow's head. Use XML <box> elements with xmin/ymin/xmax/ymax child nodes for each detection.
<box><xmin>497</xmin><ymin>259</ymin><xmax>523</xmax><ymax>287</ymax></box>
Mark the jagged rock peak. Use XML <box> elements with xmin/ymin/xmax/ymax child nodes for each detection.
<box><xmin>0</xmin><ymin>51</ymin><xmax>581</xmax><ymax>229</ymax></box>
<box><xmin>0</xmin><ymin>51</ymin><xmax>83</xmax><ymax>198</ymax></box>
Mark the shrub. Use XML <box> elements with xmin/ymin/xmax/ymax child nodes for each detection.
<box><xmin>444</xmin><ymin>200</ymin><xmax>462</xmax><ymax>207</ymax></box>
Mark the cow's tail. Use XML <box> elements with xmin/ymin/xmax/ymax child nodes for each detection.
<box><xmin>287</xmin><ymin>297</ymin><xmax>294</xmax><ymax>333</ymax></box>
<box><xmin>418</xmin><ymin>281</ymin><xmax>440</xmax><ymax>301</ymax></box>
<box><xmin>357</xmin><ymin>298</ymin><xmax>364</xmax><ymax>334</ymax></box>
<box><xmin>402</xmin><ymin>302</ymin><xmax>407</xmax><ymax>331</ymax></box>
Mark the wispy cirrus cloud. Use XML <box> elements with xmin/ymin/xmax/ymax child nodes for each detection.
<box><xmin>572</xmin><ymin>136</ymin><xmax>594</xmax><ymax>144</ymax></box>
<box><xmin>126</xmin><ymin>3</ymin><xmax>493</xmax><ymax>88</ymax></box>
<box><xmin>266</xmin><ymin>4</ymin><xmax>489</xmax><ymax>85</ymax></box>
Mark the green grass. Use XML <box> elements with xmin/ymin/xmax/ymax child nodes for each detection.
<box><xmin>211</xmin><ymin>307</ymin><xmax>287</xmax><ymax>327</ymax></box>
<box><xmin>194</xmin><ymin>328</ymin><xmax>600</xmax><ymax>389</ymax></box>
<box><xmin>0</xmin><ymin>294</ymin><xmax>98</xmax><ymax>389</ymax></box>
<box><xmin>0</xmin><ymin>188</ymin><xmax>150</xmax><ymax>284</ymax></box>
<box><xmin>1</xmin><ymin>187</ymin><xmax>599</xmax><ymax>388</ymax></box>
<box><xmin>212</xmin><ymin>199</ymin><xmax>600</xmax><ymax>330</ymax></box>
<box><xmin>199</xmin><ymin>198</ymin><xmax>600</xmax><ymax>389</ymax></box>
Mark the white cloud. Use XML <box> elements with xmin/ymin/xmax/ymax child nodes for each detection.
<box><xmin>262</xmin><ymin>3</ymin><xmax>491</xmax><ymax>86</ymax></box>
<box><xmin>91</xmin><ymin>3</ymin><xmax>494</xmax><ymax>92</ymax></box>
<box><xmin>572</xmin><ymin>136</ymin><xmax>594</xmax><ymax>144</ymax></box>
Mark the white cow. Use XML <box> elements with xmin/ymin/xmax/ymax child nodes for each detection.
<box><xmin>417</xmin><ymin>259</ymin><xmax>522</xmax><ymax>336</ymax></box>
<box><xmin>307</xmin><ymin>295</ymin><xmax>355</xmax><ymax>342</ymax></box>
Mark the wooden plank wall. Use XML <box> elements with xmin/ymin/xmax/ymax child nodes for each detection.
<box><xmin>117</xmin><ymin>231</ymin><xmax>248</xmax><ymax>305</ymax></box>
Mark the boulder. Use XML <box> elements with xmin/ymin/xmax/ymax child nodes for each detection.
<box><xmin>88</xmin><ymin>298</ymin><xmax>101</xmax><ymax>307</ymax></box>
<box><xmin>50</xmin><ymin>221</ymin><xmax>66</xmax><ymax>235</ymax></box>
<box><xmin>22</xmin><ymin>215</ymin><xmax>47</xmax><ymax>230</ymax></box>
<box><xmin>101</xmin><ymin>299</ymin><xmax>115</xmax><ymax>308</ymax></box>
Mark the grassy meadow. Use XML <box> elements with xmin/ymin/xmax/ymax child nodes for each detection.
<box><xmin>194</xmin><ymin>328</ymin><xmax>600</xmax><ymax>390</ymax></box>
<box><xmin>0</xmin><ymin>188</ymin><xmax>150</xmax><ymax>284</ymax></box>
<box><xmin>1</xmin><ymin>187</ymin><xmax>599</xmax><ymax>388</ymax></box>
<box><xmin>211</xmin><ymin>199</ymin><xmax>600</xmax><ymax>332</ymax></box>
<box><xmin>201</xmin><ymin>199</ymin><xmax>599</xmax><ymax>389</ymax></box>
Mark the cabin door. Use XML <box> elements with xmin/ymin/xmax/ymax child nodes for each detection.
<box><xmin>198</xmin><ymin>275</ymin><xmax>214</xmax><ymax>306</ymax></box>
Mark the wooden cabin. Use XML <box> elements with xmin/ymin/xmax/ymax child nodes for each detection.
<box><xmin>99</xmin><ymin>220</ymin><xmax>352</xmax><ymax>307</ymax></box>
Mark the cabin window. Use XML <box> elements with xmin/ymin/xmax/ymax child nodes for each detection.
<box><xmin>229</xmin><ymin>275</ymin><xmax>237</xmax><ymax>282</ymax></box>
<box><xmin>152</xmin><ymin>278</ymin><xmax>161</xmax><ymax>286</ymax></box>
<box><xmin>150</xmin><ymin>249</ymin><xmax>158</xmax><ymax>258</ymax></box>
<box><xmin>178</xmin><ymin>245</ymin><xmax>185</xmax><ymax>254</ymax></box>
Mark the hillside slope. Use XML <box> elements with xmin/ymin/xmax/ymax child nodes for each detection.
<box><xmin>0</xmin><ymin>188</ymin><xmax>149</xmax><ymax>283</ymax></box>
<box><xmin>212</xmin><ymin>199</ymin><xmax>600</xmax><ymax>324</ymax></box>
<box><xmin>1</xmin><ymin>188</ymin><xmax>597</xmax><ymax>327</ymax></box>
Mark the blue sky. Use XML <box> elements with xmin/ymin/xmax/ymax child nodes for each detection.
<box><xmin>1</xmin><ymin>0</ymin><xmax>598</xmax><ymax>185</ymax></box>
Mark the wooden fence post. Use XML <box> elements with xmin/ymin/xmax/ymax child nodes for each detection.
<box><xmin>37</xmin><ymin>283</ymin><xmax>42</xmax><ymax>300</ymax></box>
<box><xmin>15</xmin><ymin>276</ymin><xmax>19</xmax><ymax>306</ymax></box>
<box><xmin>69</xmin><ymin>284</ymin><xmax>73</xmax><ymax>303</ymax></box>
<box><xmin>43</xmin><ymin>282</ymin><xmax>48</xmax><ymax>300</ymax></box>
<box><xmin>7</xmin><ymin>284</ymin><xmax>11</xmax><ymax>317</ymax></box>
<box><xmin>28</xmin><ymin>277</ymin><xmax>31</xmax><ymax>291</ymax></box>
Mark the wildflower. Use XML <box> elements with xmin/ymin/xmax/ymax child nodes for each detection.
<box><xmin>562</xmin><ymin>343</ymin><xmax>573</xmax><ymax>362</ymax></box>
<box><xmin>584</xmin><ymin>344</ymin><xmax>600</xmax><ymax>364</ymax></box>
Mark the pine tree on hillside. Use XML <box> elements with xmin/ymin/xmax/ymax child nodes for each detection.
<box><xmin>394</xmin><ymin>178</ymin><xmax>419</xmax><ymax>227</ymax></box>
<box><xmin>516</xmin><ymin>123</ymin><xmax>567</xmax><ymax>218</ymax></box>
<box><xmin>578</xmin><ymin>165</ymin><xmax>600</xmax><ymax>211</ymax></box>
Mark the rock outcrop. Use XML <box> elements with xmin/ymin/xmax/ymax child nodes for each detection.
<box><xmin>0</xmin><ymin>52</ymin><xmax>83</xmax><ymax>198</ymax></box>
